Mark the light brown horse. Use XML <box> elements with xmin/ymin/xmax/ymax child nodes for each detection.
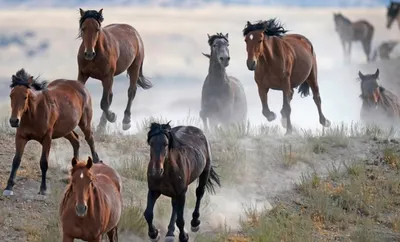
<box><xmin>77</xmin><ymin>8</ymin><xmax>153</xmax><ymax>132</ymax></box>
<box><xmin>60</xmin><ymin>157</ymin><xmax>122</xmax><ymax>242</ymax></box>
<box><xmin>243</xmin><ymin>19</ymin><xmax>331</xmax><ymax>135</ymax></box>
<box><xmin>3</xmin><ymin>69</ymin><xmax>99</xmax><ymax>197</ymax></box>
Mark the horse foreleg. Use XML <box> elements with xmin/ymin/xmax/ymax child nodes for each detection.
<box><xmin>77</xmin><ymin>71</ymin><xmax>89</xmax><ymax>85</ymax></box>
<box><xmin>3</xmin><ymin>135</ymin><xmax>28</xmax><ymax>196</ymax></box>
<box><xmin>282</xmin><ymin>89</ymin><xmax>293</xmax><ymax>135</ymax></box>
<box><xmin>176</xmin><ymin>191</ymin><xmax>189</xmax><ymax>242</ymax></box>
<box><xmin>258</xmin><ymin>85</ymin><xmax>276</xmax><ymax>121</ymax></box>
<box><xmin>280</xmin><ymin>89</ymin><xmax>294</xmax><ymax>130</ymax></box>
<box><xmin>62</xmin><ymin>234</ymin><xmax>74</xmax><ymax>242</ymax></box>
<box><xmin>199</xmin><ymin>109</ymin><xmax>209</xmax><ymax>133</ymax></box>
<box><xmin>100</xmin><ymin>77</ymin><xmax>117</xmax><ymax>126</ymax></box>
<box><xmin>122</xmin><ymin>62</ymin><xmax>140</xmax><ymax>131</ymax></box>
<box><xmin>165</xmin><ymin>198</ymin><xmax>177</xmax><ymax>242</ymax></box>
<box><xmin>38</xmin><ymin>134</ymin><xmax>52</xmax><ymax>195</ymax></box>
<box><xmin>144</xmin><ymin>190</ymin><xmax>161</xmax><ymax>242</ymax></box>
<box><xmin>190</xmin><ymin>170</ymin><xmax>208</xmax><ymax>233</ymax></box>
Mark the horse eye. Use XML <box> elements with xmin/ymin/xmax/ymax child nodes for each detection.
<box><xmin>213</xmin><ymin>45</ymin><xmax>216</xmax><ymax>48</ymax></box>
<box><xmin>24</xmin><ymin>96</ymin><xmax>27</xmax><ymax>100</ymax></box>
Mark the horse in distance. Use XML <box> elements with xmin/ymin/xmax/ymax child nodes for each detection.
<box><xmin>144</xmin><ymin>122</ymin><xmax>221</xmax><ymax>242</ymax></box>
<box><xmin>242</xmin><ymin>19</ymin><xmax>331</xmax><ymax>135</ymax></box>
<box><xmin>333</xmin><ymin>12</ymin><xmax>374</xmax><ymax>62</ymax></box>
<box><xmin>3</xmin><ymin>69</ymin><xmax>99</xmax><ymax>197</ymax></box>
<box><xmin>60</xmin><ymin>157</ymin><xmax>122</xmax><ymax>242</ymax></box>
<box><xmin>77</xmin><ymin>8</ymin><xmax>153</xmax><ymax>132</ymax></box>
<box><xmin>370</xmin><ymin>40</ymin><xmax>399</xmax><ymax>61</ymax></box>
<box><xmin>387</xmin><ymin>1</ymin><xmax>400</xmax><ymax>31</ymax></box>
<box><xmin>358</xmin><ymin>69</ymin><xmax>400</xmax><ymax>126</ymax></box>
<box><xmin>200</xmin><ymin>32</ymin><xmax>247</xmax><ymax>132</ymax></box>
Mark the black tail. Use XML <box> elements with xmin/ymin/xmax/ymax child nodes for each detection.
<box><xmin>205</xmin><ymin>166</ymin><xmax>221</xmax><ymax>194</ymax></box>
<box><xmin>298</xmin><ymin>81</ymin><xmax>310</xmax><ymax>98</ymax></box>
<box><xmin>137</xmin><ymin>63</ymin><xmax>153</xmax><ymax>90</ymax></box>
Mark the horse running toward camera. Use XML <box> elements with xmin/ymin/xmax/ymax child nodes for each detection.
<box><xmin>77</xmin><ymin>8</ymin><xmax>153</xmax><ymax>132</ymax></box>
<box><xmin>242</xmin><ymin>19</ymin><xmax>331</xmax><ymax>135</ymax></box>
<box><xmin>144</xmin><ymin>122</ymin><xmax>221</xmax><ymax>242</ymax></box>
<box><xmin>200</xmin><ymin>32</ymin><xmax>247</xmax><ymax>132</ymax></box>
<box><xmin>60</xmin><ymin>157</ymin><xmax>122</xmax><ymax>242</ymax></box>
<box><xmin>387</xmin><ymin>1</ymin><xmax>400</xmax><ymax>31</ymax></box>
<box><xmin>333</xmin><ymin>12</ymin><xmax>374</xmax><ymax>63</ymax></box>
<box><xmin>3</xmin><ymin>69</ymin><xmax>99</xmax><ymax>197</ymax></box>
<box><xmin>358</xmin><ymin>69</ymin><xmax>400</xmax><ymax>126</ymax></box>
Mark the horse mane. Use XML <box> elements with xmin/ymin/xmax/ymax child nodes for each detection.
<box><xmin>207</xmin><ymin>33</ymin><xmax>228</xmax><ymax>46</ymax></box>
<box><xmin>10</xmin><ymin>68</ymin><xmax>47</xmax><ymax>90</ymax></box>
<box><xmin>242</xmin><ymin>18</ymin><xmax>288</xmax><ymax>37</ymax></box>
<box><xmin>147</xmin><ymin>122</ymin><xmax>182</xmax><ymax>149</ymax></box>
<box><xmin>335</xmin><ymin>13</ymin><xmax>352</xmax><ymax>25</ymax></box>
<box><xmin>79</xmin><ymin>10</ymin><xmax>104</xmax><ymax>28</ymax></box>
<box><xmin>388</xmin><ymin>2</ymin><xmax>400</xmax><ymax>17</ymax></box>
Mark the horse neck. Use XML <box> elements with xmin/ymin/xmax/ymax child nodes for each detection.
<box><xmin>95</xmin><ymin>30</ymin><xmax>108</xmax><ymax>53</ymax></box>
<box><xmin>208</xmin><ymin>54</ymin><xmax>227</xmax><ymax>81</ymax></box>
<box><xmin>23</xmin><ymin>91</ymin><xmax>45</xmax><ymax>122</ymax></box>
<box><xmin>260</xmin><ymin>37</ymin><xmax>278</xmax><ymax>63</ymax></box>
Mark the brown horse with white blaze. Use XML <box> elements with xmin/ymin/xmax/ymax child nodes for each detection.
<box><xmin>3</xmin><ymin>69</ymin><xmax>99</xmax><ymax>197</ymax></box>
<box><xmin>60</xmin><ymin>157</ymin><xmax>122</xmax><ymax>242</ymax></box>
<box><xmin>77</xmin><ymin>8</ymin><xmax>153</xmax><ymax>132</ymax></box>
<box><xmin>243</xmin><ymin>19</ymin><xmax>331</xmax><ymax>135</ymax></box>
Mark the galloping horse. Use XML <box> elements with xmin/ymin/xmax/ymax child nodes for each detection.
<box><xmin>60</xmin><ymin>157</ymin><xmax>122</xmax><ymax>242</ymax></box>
<box><xmin>333</xmin><ymin>12</ymin><xmax>374</xmax><ymax>62</ymax></box>
<box><xmin>200</xmin><ymin>32</ymin><xmax>247</xmax><ymax>132</ymax></box>
<box><xmin>77</xmin><ymin>8</ymin><xmax>153</xmax><ymax>132</ymax></box>
<box><xmin>144</xmin><ymin>122</ymin><xmax>221</xmax><ymax>242</ymax></box>
<box><xmin>242</xmin><ymin>19</ymin><xmax>331</xmax><ymax>135</ymax></box>
<box><xmin>3</xmin><ymin>69</ymin><xmax>99</xmax><ymax>196</ymax></box>
<box><xmin>358</xmin><ymin>69</ymin><xmax>400</xmax><ymax>125</ymax></box>
<box><xmin>387</xmin><ymin>1</ymin><xmax>400</xmax><ymax>31</ymax></box>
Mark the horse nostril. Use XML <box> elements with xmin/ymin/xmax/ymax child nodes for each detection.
<box><xmin>227</xmin><ymin>57</ymin><xmax>231</xmax><ymax>61</ymax></box>
<box><xmin>219</xmin><ymin>57</ymin><xmax>224</xmax><ymax>61</ymax></box>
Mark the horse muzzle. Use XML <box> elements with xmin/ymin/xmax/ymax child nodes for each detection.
<box><xmin>75</xmin><ymin>204</ymin><xmax>88</xmax><ymax>217</ymax></box>
<box><xmin>247</xmin><ymin>60</ymin><xmax>256</xmax><ymax>71</ymax></box>
<box><xmin>84</xmin><ymin>51</ymin><xmax>96</xmax><ymax>61</ymax></box>
<box><xmin>9</xmin><ymin>118</ymin><xmax>20</xmax><ymax>128</ymax></box>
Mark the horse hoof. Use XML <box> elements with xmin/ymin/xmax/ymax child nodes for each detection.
<box><xmin>38</xmin><ymin>190</ymin><xmax>47</xmax><ymax>195</ymax></box>
<box><xmin>2</xmin><ymin>190</ymin><xmax>14</xmax><ymax>196</ymax></box>
<box><xmin>323</xmin><ymin>119</ymin><xmax>331</xmax><ymax>128</ymax></box>
<box><xmin>150</xmin><ymin>233</ymin><xmax>160</xmax><ymax>242</ymax></box>
<box><xmin>107</xmin><ymin>112</ymin><xmax>117</xmax><ymax>123</ymax></box>
<box><xmin>265</xmin><ymin>112</ymin><xmax>276</xmax><ymax>122</ymax></box>
<box><xmin>280</xmin><ymin>117</ymin><xmax>287</xmax><ymax>129</ymax></box>
<box><xmin>122</xmin><ymin>122</ymin><xmax>131</xmax><ymax>131</ymax></box>
<box><xmin>165</xmin><ymin>236</ymin><xmax>175</xmax><ymax>242</ymax></box>
<box><xmin>191</xmin><ymin>225</ymin><xmax>200</xmax><ymax>233</ymax></box>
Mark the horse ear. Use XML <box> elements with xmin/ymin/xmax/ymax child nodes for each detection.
<box><xmin>374</xmin><ymin>68</ymin><xmax>380</xmax><ymax>79</ymax></box>
<box><xmin>79</xmin><ymin>8</ymin><xmax>85</xmax><ymax>17</ymax></box>
<box><xmin>358</xmin><ymin>71</ymin><xmax>365</xmax><ymax>80</ymax></box>
<box><xmin>99</xmin><ymin>8</ymin><xmax>103</xmax><ymax>16</ymax></box>
<box><xmin>202</xmin><ymin>52</ymin><xmax>211</xmax><ymax>58</ymax></box>
<box><xmin>71</xmin><ymin>157</ymin><xmax>78</xmax><ymax>167</ymax></box>
<box><xmin>207</xmin><ymin>34</ymin><xmax>211</xmax><ymax>39</ymax></box>
<box><xmin>86</xmin><ymin>156</ymin><xmax>93</xmax><ymax>169</ymax></box>
<box><xmin>225</xmin><ymin>33</ymin><xmax>229</xmax><ymax>39</ymax></box>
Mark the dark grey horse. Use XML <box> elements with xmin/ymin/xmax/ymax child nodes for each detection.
<box><xmin>333</xmin><ymin>13</ymin><xmax>374</xmax><ymax>62</ymax></box>
<box><xmin>387</xmin><ymin>1</ymin><xmax>400</xmax><ymax>30</ymax></box>
<box><xmin>199</xmin><ymin>33</ymin><xmax>247</xmax><ymax>132</ymax></box>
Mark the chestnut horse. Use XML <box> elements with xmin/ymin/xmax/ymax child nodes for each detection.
<box><xmin>60</xmin><ymin>157</ymin><xmax>122</xmax><ymax>242</ymax></box>
<box><xmin>144</xmin><ymin>122</ymin><xmax>221</xmax><ymax>242</ymax></box>
<box><xmin>3</xmin><ymin>69</ymin><xmax>99</xmax><ymax>197</ymax></box>
<box><xmin>243</xmin><ymin>19</ymin><xmax>331</xmax><ymax>135</ymax></box>
<box><xmin>77</xmin><ymin>8</ymin><xmax>153</xmax><ymax>132</ymax></box>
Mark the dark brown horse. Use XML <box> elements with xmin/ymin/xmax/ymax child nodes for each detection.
<box><xmin>60</xmin><ymin>157</ymin><xmax>122</xmax><ymax>242</ymax></box>
<box><xmin>387</xmin><ymin>1</ymin><xmax>400</xmax><ymax>31</ymax></box>
<box><xmin>144</xmin><ymin>122</ymin><xmax>221</xmax><ymax>242</ymax></box>
<box><xmin>3</xmin><ymin>69</ymin><xmax>99</xmax><ymax>197</ymax></box>
<box><xmin>77</xmin><ymin>8</ymin><xmax>153</xmax><ymax>132</ymax></box>
<box><xmin>200</xmin><ymin>32</ymin><xmax>247</xmax><ymax>132</ymax></box>
<box><xmin>333</xmin><ymin>12</ymin><xmax>374</xmax><ymax>62</ymax></box>
<box><xmin>358</xmin><ymin>69</ymin><xmax>400</xmax><ymax>125</ymax></box>
<box><xmin>243</xmin><ymin>19</ymin><xmax>331</xmax><ymax>135</ymax></box>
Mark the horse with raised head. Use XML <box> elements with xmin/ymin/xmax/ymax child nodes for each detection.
<box><xmin>200</xmin><ymin>32</ymin><xmax>247</xmax><ymax>132</ymax></box>
<box><xmin>3</xmin><ymin>69</ymin><xmax>99</xmax><ymax>197</ymax></box>
<box><xmin>358</xmin><ymin>69</ymin><xmax>400</xmax><ymax>125</ymax></box>
<box><xmin>387</xmin><ymin>1</ymin><xmax>400</xmax><ymax>31</ymax></box>
<box><xmin>242</xmin><ymin>19</ymin><xmax>331</xmax><ymax>135</ymax></box>
<box><xmin>144</xmin><ymin>122</ymin><xmax>221</xmax><ymax>242</ymax></box>
<box><xmin>60</xmin><ymin>157</ymin><xmax>122</xmax><ymax>242</ymax></box>
<box><xmin>333</xmin><ymin>12</ymin><xmax>374</xmax><ymax>62</ymax></box>
<box><xmin>77</xmin><ymin>8</ymin><xmax>153</xmax><ymax>132</ymax></box>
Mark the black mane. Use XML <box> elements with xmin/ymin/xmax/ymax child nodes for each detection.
<box><xmin>10</xmin><ymin>68</ymin><xmax>47</xmax><ymax>90</ymax></box>
<box><xmin>207</xmin><ymin>33</ymin><xmax>228</xmax><ymax>46</ymax></box>
<box><xmin>388</xmin><ymin>2</ymin><xmax>400</xmax><ymax>17</ymax></box>
<box><xmin>147</xmin><ymin>121</ymin><xmax>177</xmax><ymax>148</ymax></box>
<box><xmin>334</xmin><ymin>13</ymin><xmax>352</xmax><ymax>25</ymax></box>
<box><xmin>242</xmin><ymin>18</ymin><xmax>288</xmax><ymax>37</ymax></box>
<box><xmin>79</xmin><ymin>9</ymin><xmax>104</xmax><ymax>28</ymax></box>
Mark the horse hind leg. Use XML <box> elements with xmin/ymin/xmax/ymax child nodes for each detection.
<box><xmin>122</xmin><ymin>59</ymin><xmax>140</xmax><ymax>131</ymax></box>
<box><xmin>63</xmin><ymin>131</ymin><xmax>80</xmax><ymax>160</ymax></box>
<box><xmin>107</xmin><ymin>226</ymin><xmax>118</xmax><ymax>242</ymax></box>
<box><xmin>190</xmin><ymin>169</ymin><xmax>209</xmax><ymax>232</ymax></box>
<box><xmin>165</xmin><ymin>199</ymin><xmax>177</xmax><ymax>242</ymax></box>
<box><xmin>362</xmin><ymin>38</ymin><xmax>372</xmax><ymax>62</ymax></box>
<box><xmin>79</xmin><ymin>106</ymin><xmax>100</xmax><ymax>163</ymax></box>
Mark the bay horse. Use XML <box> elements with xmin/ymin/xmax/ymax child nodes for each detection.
<box><xmin>60</xmin><ymin>157</ymin><xmax>122</xmax><ymax>242</ymax></box>
<box><xmin>242</xmin><ymin>19</ymin><xmax>331</xmax><ymax>135</ymax></box>
<box><xmin>387</xmin><ymin>1</ymin><xmax>400</xmax><ymax>31</ymax></box>
<box><xmin>144</xmin><ymin>122</ymin><xmax>221</xmax><ymax>242</ymax></box>
<box><xmin>333</xmin><ymin>13</ymin><xmax>374</xmax><ymax>63</ymax></box>
<box><xmin>3</xmin><ymin>69</ymin><xmax>99</xmax><ymax>197</ymax></box>
<box><xmin>358</xmin><ymin>69</ymin><xmax>400</xmax><ymax>125</ymax></box>
<box><xmin>77</xmin><ymin>8</ymin><xmax>153</xmax><ymax>132</ymax></box>
<box><xmin>200</xmin><ymin>32</ymin><xmax>247</xmax><ymax>132</ymax></box>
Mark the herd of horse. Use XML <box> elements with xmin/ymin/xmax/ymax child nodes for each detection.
<box><xmin>1</xmin><ymin>4</ymin><xmax>400</xmax><ymax>242</ymax></box>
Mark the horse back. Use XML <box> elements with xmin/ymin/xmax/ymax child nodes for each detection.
<box><xmin>352</xmin><ymin>20</ymin><xmax>374</xmax><ymax>41</ymax></box>
<box><xmin>47</xmin><ymin>79</ymin><xmax>91</xmax><ymax>107</ymax></box>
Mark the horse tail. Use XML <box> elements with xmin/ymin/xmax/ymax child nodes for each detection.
<box><xmin>298</xmin><ymin>81</ymin><xmax>311</xmax><ymax>98</ymax></box>
<box><xmin>137</xmin><ymin>63</ymin><xmax>153</xmax><ymax>90</ymax></box>
<box><xmin>204</xmin><ymin>136</ymin><xmax>221</xmax><ymax>194</ymax></box>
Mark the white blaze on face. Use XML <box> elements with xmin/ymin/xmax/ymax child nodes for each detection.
<box><xmin>80</xmin><ymin>172</ymin><xmax>84</xmax><ymax>179</ymax></box>
<box><xmin>249</xmin><ymin>34</ymin><xmax>253</xmax><ymax>40</ymax></box>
